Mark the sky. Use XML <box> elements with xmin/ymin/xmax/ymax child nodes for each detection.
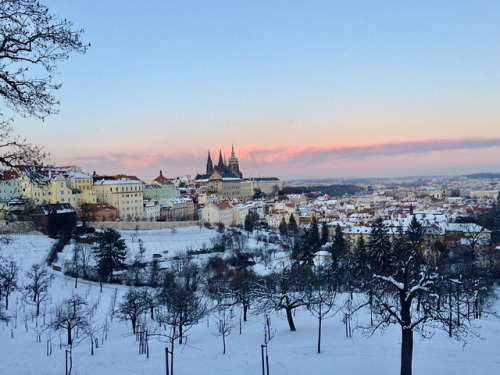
<box><xmin>10</xmin><ymin>0</ymin><xmax>500</xmax><ymax>180</ymax></box>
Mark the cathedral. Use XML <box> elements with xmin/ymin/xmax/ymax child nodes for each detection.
<box><xmin>205</xmin><ymin>145</ymin><xmax>242</xmax><ymax>179</ymax></box>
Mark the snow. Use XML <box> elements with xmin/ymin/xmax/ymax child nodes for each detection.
<box><xmin>1</xmin><ymin>228</ymin><xmax>500</xmax><ymax>375</ymax></box>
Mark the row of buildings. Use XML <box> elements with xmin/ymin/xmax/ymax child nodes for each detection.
<box><xmin>0</xmin><ymin>146</ymin><xmax>282</xmax><ymax>223</ymax></box>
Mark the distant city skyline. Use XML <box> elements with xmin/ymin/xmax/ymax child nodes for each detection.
<box><xmin>11</xmin><ymin>0</ymin><xmax>500</xmax><ymax>180</ymax></box>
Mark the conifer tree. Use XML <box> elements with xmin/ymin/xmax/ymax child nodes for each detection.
<box><xmin>287</xmin><ymin>214</ymin><xmax>298</xmax><ymax>235</ymax></box>
<box><xmin>321</xmin><ymin>222</ymin><xmax>329</xmax><ymax>245</ymax></box>
<box><xmin>368</xmin><ymin>218</ymin><xmax>392</xmax><ymax>274</ymax></box>
<box><xmin>331</xmin><ymin>224</ymin><xmax>348</xmax><ymax>269</ymax></box>
<box><xmin>92</xmin><ymin>229</ymin><xmax>127</xmax><ymax>283</ymax></box>
<box><xmin>279</xmin><ymin>217</ymin><xmax>288</xmax><ymax>238</ymax></box>
<box><xmin>309</xmin><ymin>216</ymin><xmax>320</xmax><ymax>250</ymax></box>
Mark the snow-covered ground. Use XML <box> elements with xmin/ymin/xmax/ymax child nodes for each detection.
<box><xmin>1</xmin><ymin>227</ymin><xmax>500</xmax><ymax>375</ymax></box>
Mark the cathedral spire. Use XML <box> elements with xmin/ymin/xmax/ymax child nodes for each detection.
<box><xmin>206</xmin><ymin>150</ymin><xmax>213</xmax><ymax>175</ymax></box>
<box><xmin>217</xmin><ymin>149</ymin><xmax>225</xmax><ymax>174</ymax></box>
<box><xmin>229</xmin><ymin>143</ymin><xmax>238</xmax><ymax>162</ymax></box>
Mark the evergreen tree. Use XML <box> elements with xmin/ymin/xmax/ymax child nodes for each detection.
<box><xmin>320</xmin><ymin>222</ymin><xmax>329</xmax><ymax>245</ymax></box>
<box><xmin>279</xmin><ymin>217</ymin><xmax>288</xmax><ymax>238</ymax></box>
<box><xmin>352</xmin><ymin>234</ymin><xmax>368</xmax><ymax>265</ymax></box>
<box><xmin>309</xmin><ymin>216</ymin><xmax>320</xmax><ymax>250</ymax></box>
<box><xmin>92</xmin><ymin>228</ymin><xmax>127</xmax><ymax>282</ymax></box>
<box><xmin>368</xmin><ymin>218</ymin><xmax>392</xmax><ymax>274</ymax></box>
<box><xmin>331</xmin><ymin>224</ymin><xmax>348</xmax><ymax>269</ymax></box>
<box><xmin>287</xmin><ymin>214</ymin><xmax>298</xmax><ymax>235</ymax></box>
<box><xmin>244</xmin><ymin>212</ymin><xmax>254</xmax><ymax>233</ymax></box>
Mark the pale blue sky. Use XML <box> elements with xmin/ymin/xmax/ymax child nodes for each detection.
<box><xmin>13</xmin><ymin>0</ymin><xmax>500</xmax><ymax>179</ymax></box>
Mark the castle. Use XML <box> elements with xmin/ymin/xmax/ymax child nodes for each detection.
<box><xmin>205</xmin><ymin>145</ymin><xmax>242</xmax><ymax>179</ymax></box>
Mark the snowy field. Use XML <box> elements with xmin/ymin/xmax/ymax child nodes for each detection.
<box><xmin>1</xmin><ymin>227</ymin><xmax>500</xmax><ymax>375</ymax></box>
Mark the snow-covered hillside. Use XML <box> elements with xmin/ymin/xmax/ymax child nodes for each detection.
<box><xmin>1</xmin><ymin>228</ymin><xmax>499</xmax><ymax>375</ymax></box>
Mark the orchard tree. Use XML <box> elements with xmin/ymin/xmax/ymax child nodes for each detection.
<box><xmin>50</xmin><ymin>296</ymin><xmax>89</xmax><ymax>346</ymax></box>
<box><xmin>305</xmin><ymin>265</ymin><xmax>336</xmax><ymax>353</ymax></box>
<box><xmin>155</xmin><ymin>265</ymin><xmax>206</xmax><ymax>375</ymax></box>
<box><xmin>0</xmin><ymin>256</ymin><xmax>19</xmax><ymax>309</ymax></box>
<box><xmin>213</xmin><ymin>299</ymin><xmax>237</xmax><ymax>354</ymax></box>
<box><xmin>254</xmin><ymin>265</ymin><xmax>311</xmax><ymax>331</ymax></box>
<box><xmin>118</xmin><ymin>288</ymin><xmax>148</xmax><ymax>334</ymax></box>
<box><xmin>0</xmin><ymin>0</ymin><xmax>88</xmax><ymax>170</ymax></box>
<box><xmin>25</xmin><ymin>264</ymin><xmax>53</xmax><ymax>316</ymax></box>
<box><xmin>92</xmin><ymin>228</ymin><xmax>127</xmax><ymax>283</ymax></box>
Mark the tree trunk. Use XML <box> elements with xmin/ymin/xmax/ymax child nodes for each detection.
<box><xmin>179</xmin><ymin>324</ymin><xmax>183</xmax><ymax>344</ymax></box>
<box><xmin>318</xmin><ymin>314</ymin><xmax>322</xmax><ymax>354</ymax></box>
<box><xmin>400</xmin><ymin>298</ymin><xmax>413</xmax><ymax>375</ymax></box>
<box><xmin>285</xmin><ymin>307</ymin><xmax>296</xmax><ymax>331</ymax></box>
<box><xmin>131</xmin><ymin>316</ymin><xmax>137</xmax><ymax>334</ymax></box>
<box><xmin>448</xmin><ymin>292</ymin><xmax>452</xmax><ymax>338</ymax></box>
<box><xmin>67</xmin><ymin>326</ymin><xmax>72</xmax><ymax>346</ymax></box>
<box><xmin>170</xmin><ymin>340</ymin><xmax>175</xmax><ymax>375</ymax></box>
<box><xmin>401</xmin><ymin>327</ymin><xmax>413</xmax><ymax>375</ymax></box>
<box><xmin>243</xmin><ymin>300</ymin><xmax>249</xmax><ymax>322</ymax></box>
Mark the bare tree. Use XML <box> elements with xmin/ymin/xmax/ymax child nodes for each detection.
<box><xmin>50</xmin><ymin>295</ymin><xmax>89</xmax><ymax>346</ymax></box>
<box><xmin>24</xmin><ymin>264</ymin><xmax>53</xmax><ymax>316</ymax></box>
<box><xmin>153</xmin><ymin>264</ymin><xmax>206</xmax><ymax>375</ymax></box>
<box><xmin>0</xmin><ymin>0</ymin><xmax>88</xmax><ymax>122</ymax></box>
<box><xmin>305</xmin><ymin>266</ymin><xmax>337</xmax><ymax>353</ymax></box>
<box><xmin>362</xmin><ymin>216</ymin><xmax>486</xmax><ymax>375</ymax></box>
<box><xmin>213</xmin><ymin>300</ymin><xmax>237</xmax><ymax>354</ymax></box>
<box><xmin>0</xmin><ymin>256</ymin><xmax>19</xmax><ymax>309</ymax></box>
<box><xmin>0</xmin><ymin>0</ymin><xmax>88</xmax><ymax>171</ymax></box>
<box><xmin>254</xmin><ymin>265</ymin><xmax>310</xmax><ymax>332</ymax></box>
<box><xmin>117</xmin><ymin>288</ymin><xmax>148</xmax><ymax>335</ymax></box>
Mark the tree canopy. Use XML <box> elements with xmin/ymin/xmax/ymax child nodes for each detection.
<box><xmin>0</xmin><ymin>0</ymin><xmax>88</xmax><ymax>170</ymax></box>
<box><xmin>92</xmin><ymin>229</ymin><xmax>127</xmax><ymax>282</ymax></box>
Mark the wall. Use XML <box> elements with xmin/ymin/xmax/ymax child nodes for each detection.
<box><xmin>88</xmin><ymin>220</ymin><xmax>202</xmax><ymax>230</ymax></box>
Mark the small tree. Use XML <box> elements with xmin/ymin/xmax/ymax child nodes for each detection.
<box><xmin>254</xmin><ymin>265</ymin><xmax>310</xmax><ymax>331</ymax></box>
<box><xmin>154</xmin><ymin>266</ymin><xmax>206</xmax><ymax>375</ymax></box>
<box><xmin>118</xmin><ymin>288</ymin><xmax>148</xmax><ymax>334</ymax></box>
<box><xmin>306</xmin><ymin>265</ymin><xmax>336</xmax><ymax>353</ymax></box>
<box><xmin>0</xmin><ymin>256</ymin><xmax>19</xmax><ymax>309</ymax></box>
<box><xmin>92</xmin><ymin>229</ymin><xmax>127</xmax><ymax>283</ymax></box>
<box><xmin>213</xmin><ymin>300</ymin><xmax>237</xmax><ymax>354</ymax></box>
<box><xmin>50</xmin><ymin>296</ymin><xmax>89</xmax><ymax>346</ymax></box>
<box><xmin>25</xmin><ymin>264</ymin><xmax>53</xmax><ymax>316</ymax></box>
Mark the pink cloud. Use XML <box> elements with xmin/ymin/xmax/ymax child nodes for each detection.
<box><xmin>56</xmin><ymin>137</ymin><xmax>500</xmax><ymax>179</ymax></box>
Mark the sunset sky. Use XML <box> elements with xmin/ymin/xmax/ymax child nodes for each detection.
<box><xmin>12</xmin><ymin>0</ymin><xmax>500</xmax><ymax>180</ymax></box>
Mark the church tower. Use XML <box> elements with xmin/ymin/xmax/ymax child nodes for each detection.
<box><xmin>206</xmin><ymin>150</ymin><xmax>213</xmax><ymax>175</ymax></box>
<box><xmin>216</xmin><ymin>149</ymin><xmax>225</xmax><ymax>174</ymax></box>
<box><xmin>228</xmin><ymin>144</ymin><xmax>242</xmax><ymax>178</ymax></box>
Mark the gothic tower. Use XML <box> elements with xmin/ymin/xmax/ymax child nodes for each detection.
<box><xmin>216</xmin><ymin>149</ymin><xmax>225</xmax><ymax>174</ymax></box>
<box><xmin>206</xmin><ymin>150</ymin><xmax>213</xmax><ymax>175</ymax></box>
<box><xmin>228</xmin><ymin>144</ymin><xmax>242</xmax><ymax>178</ymax></box>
